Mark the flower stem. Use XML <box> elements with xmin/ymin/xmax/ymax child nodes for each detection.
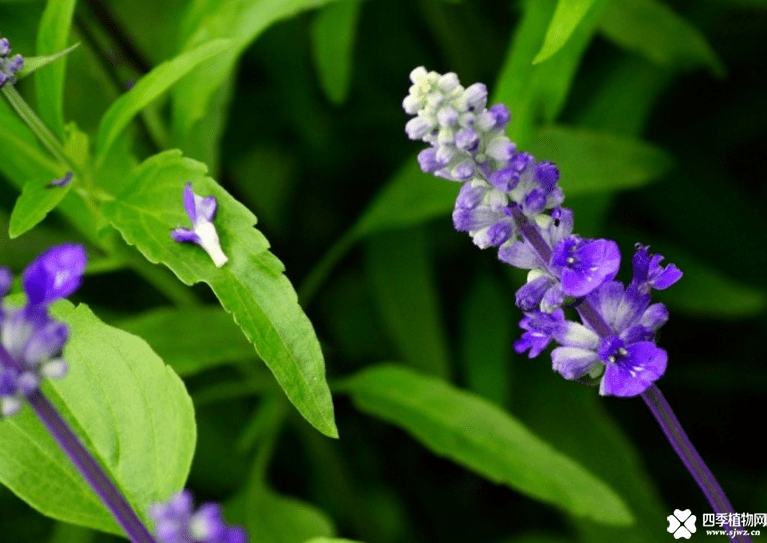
<box><xmin>0</xmin><ymin>345</ymin><xmax>156</xmax><ymax>543</ymax></box>
<box><xmin>642</xmin><ymin>385</ymin><xmax>751</xmax><ymax>543</ymax></box>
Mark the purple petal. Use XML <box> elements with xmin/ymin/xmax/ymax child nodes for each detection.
<box><xmin>515</xmin><ymin>275</ymin><xmax>554</xmax><ymax>311</ymax></box>
<box><xmin>556</xmin><ymin>238</ymin><xmax>620</xmax><ymax>297</ymax></box>
<box><xmin>0</xmin><ymin>267</ymin><xmax>12</xmax><ymax>298</ymax></box>
<box><xmin>22</xmin><ymin>319</ymin><xmax>69</xmax><ymax>365</ymax></box>
<box><xmin>182</xmin><ymin>183</ymin><xmax>197</xmax><ymax>223</ymax></box>
<box><xmin>498</xmin><ymin>240</ymin><xmax>540</xmax><ymax>269</ymax></box>
<box><xmin>599</xmin><ymin>342</ymin><xmax>667</xmax><ymax>397</ymax></box>
<box><xmin>171</xmin><ymin>228</ymin><xmax>200</xmax><ymax>244</ymax></box>
<box><xmin>534</xmin><ymin>161</ymin><xmax>559</xmax><ymax>190</ymax></box>
<box><xmin>22</xmin><ymin>244</ymin><xmax>87</xmax><ymax>306</ymax></box>
<box><xmin>195</xmin><ymin>194</ymin><xmax>218</xmax><ymax>223</ymax></box>
<box><xmin>47</xmin><ymin>171</ymin><xmax>73</xmax><ymax>188</ymax></box>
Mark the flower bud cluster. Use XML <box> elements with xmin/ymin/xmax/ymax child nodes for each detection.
<box><xmin>404</xmin><ymin>68</ymin><xmax>683</xmax><ymax>396</ymax></box>
<box><xmin>0</xmin><ymin>245</ymin><xmax>86</xmax><ymax>416</ymax></box>
<box><xmin>0</xmin><ymin>33</ymin><xmax>24</xmax><ymax>88</ymax></box>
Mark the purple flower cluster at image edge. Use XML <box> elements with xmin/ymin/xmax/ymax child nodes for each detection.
<box><xmin>150</xmin><ymin>490</ymin><xmax>247</xmax><ymax>543</ymax></box>
<box><xmin>403</xmin><ymin>67</ymin><xmax>682</xmax><ymax>397</ymax></box>
<box><xmin>0</xmin><ymin>244</ymin><xmax>86</xmax><ymax>416</ymax></box>
<box><xmin>0</xmin><ymin>33</ymin><xmax>23</xmax><ymax>88</ymax></box>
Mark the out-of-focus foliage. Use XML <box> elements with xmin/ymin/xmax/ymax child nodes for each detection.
<box><xmin>1</xmin><ymin>0</ymin><xmax>766</xmax><ymax>542</ymax></box>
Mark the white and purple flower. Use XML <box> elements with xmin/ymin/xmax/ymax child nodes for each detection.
<box><xmin>171</xmin><ymin>183</ymin><xmax>229</xmax><ymax>268</ymax></box>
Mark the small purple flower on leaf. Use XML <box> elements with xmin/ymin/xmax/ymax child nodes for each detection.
<box><xmin>171</xmin><ymin>183</ymin><xmax>229</xmax><ymax>268</ymax></box>
<box><xmin>150</xmin><ymin>490</ymin><xmax>247</xmax><ymax>543</ymax></box>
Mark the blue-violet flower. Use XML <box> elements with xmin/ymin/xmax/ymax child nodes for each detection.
<box><xmin>0</xmin><ymin>244</ymin><xmax>87</xmax><ymax>416</ymax></box>
<box><xmin>150</xmin><ymin>490</ymin><xmax>247</xmax><ymax>543</ymax></box>
<box><xmin>0</xmin><ymin>33</ymin><xmax>23</xmax><ymax>88</ymax></box>
<box><xmin>171</xmin><ymin>183</ymin><xmax>229</xmax><ymax>268</ymax></box>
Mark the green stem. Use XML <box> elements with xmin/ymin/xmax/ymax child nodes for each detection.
<box><xmin>2</xmin><ymin>85</ymin><xmax>70</xmax><ymax>168</ymax></box>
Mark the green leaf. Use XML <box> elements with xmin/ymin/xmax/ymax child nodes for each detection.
<box><xmin>171</xmin><ymin>0</ymin><xmax>340</xmax><ymax>161</ymax></box>
<box><xmin>0</xmin><ymin>301</ymin><xmax>195</xmax><ymax>534</ymax></box>
<box><xmin>364</xmin><ymin>227</ymin><xmax>451</xmax><ymax>379</ymax></box>
<box><xmin>310</xmin><ymin>0</ymin><xmax>361</xmax><ymax>104</ymax></box>
<box><xmin>9</xmin><ymin>123</ymin><xmax>88</xmax><ymax>239</ymax></box>
<box><xmin>17</xmin><ymin>44</ymin><xmax>79</xmax><ymax>82</ymax></box>
<box><xmin>101</xmin><ymin>150</ymin><xmax>337</xmax><ymax>438</ymax></box>
<box><xmin>341</xmin><ymin>364</ymin><xmax>634</xmax><ymax>525</ymax></box>
<box><xmin>304</xmin><ymin>539</ymin><xmax>365</xmax><ymax>543</ymax></box>
<box><xmin>114</xmin><ymin>306</ymin><xmax>257</xmax><ymax>376</ymax></box>
<box><xmin>459</xmin><ymin>273</ymin><xmax>513</xmax><ymax>405</ymax></box>
<box><xmin>94</xmin><ymin>39</ymin><xmax>232</xmax><ymax>160</ymax></box>
<box><xmin>533</xmin><ymin>0</ymin><xmax>599</xmax><ymax>64</ymax></box>
<box><xmin>493</xmin><ymin>0</ymin><xmax>608</xmax><ymax>147</ymax></box>
<box><xmin>528</xmin><ymin>125</ymin><xmax>675</xmax><ymax>195</ymax></box>
<box><xmin>9</xmin><ymin>174</ymin><xmax>72</xmax><ymax>238</ymax></box>
<box><xmin>33</xmin><ymin>0</ymin><xmax>77</xmax><ymax>138</ymax></box>
<box><xmin>0</xmin><ymin>99</ymin><xmax>60</xmax><ymax>184</ymax></box>
<box><xmin>246</xmin><ymin>485</ymin><xmax>335</xmax><ymax>543</ymax></box>
<box><xmin>599</xmin><ymin>0</ymin><xmax>726</xmax><ymax>77</ymax></box>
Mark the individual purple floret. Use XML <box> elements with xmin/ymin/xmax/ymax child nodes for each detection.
<box><xmin>0</xmin><ymin>244</ymin><xmax>87</xmax><ymax>416</ymax></box>
<box><xmin>0</xmin><ymin>33</ymin><xmax>24</xmax><ymax>88</ymax></box>
<box><xmin>150</xmin><ymin>490</ymin><xmax>247</xmax><ymax>543</ymax></box>
<box><xmin>171</xmin><ymin>183</ymin><xmax>229</xmax><ymax>268</ymax></box>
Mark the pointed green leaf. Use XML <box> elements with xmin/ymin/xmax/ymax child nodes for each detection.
<box><xmin>310</xmin><ymin>0</ymin><xmax>361</xmax><ymax>104</ymax></box>
<box><xmin>33</xmin><ymin>0</ymin><xmax>77</xmax><ymax>138</ymax></box>
<box><xmin>341</xmin><ymin>364</ymin><xmax>634</xmax><ymax>525</ymax></box>
<box><xmin>17</xmin><ymin>44</ymin><xmax>79</xmax><ymax>82</ymax></box>
<box><xmin>95</xmin><ymin>39</ymin><xmax>231</xmax><ymax>159</ymax></box>
<box><xmin>364</xmin><ymin>227</ymin><xmax>450</xmax><ymax>379</ymax></box>
<box><xmin>599</xmin><ymin>0</ymin><xmax>726</xmax><ymax>77</ymax></box>
<box><xmin>528</xmin><ymin>125</ymin><xmax>675</xmax><ymax>194</ymax></box>
<box><xmin>533</xmin><ymin>0</ymin><xmax>599</xmax><ymax>64</ymax></box>
<box><xmin>101</xmin><ymin>150</ymin><xmax>337</xmax><ymax>438</ymax></box>
<box><xmin>0</xmin><ymin>301</ymin><xmax>196</xmax><ymax>534</ymax></box>
<box><xmin>494</xmin><ymin>0</ymin><xmax>607</xmax><ymax>147</ymax></box>
<box><xmin>115</xmin><ymin>306</ymin><xmax>256</xmax><ymax>376</ymax></box>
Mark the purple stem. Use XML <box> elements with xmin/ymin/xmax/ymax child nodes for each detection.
<box><xmin>509</xmin><ymin>207</ymin><xmax>750</xmax><ymax>543</ymax></box>
<box><xmin>0</xmin><ymin>345</ymin><xmax>156</xmax><ymax>543</ymax></box>
<box><xmin>642</xmin><ymin>385</ymin><xmax>751</xmax><ymax>543</ymax></box>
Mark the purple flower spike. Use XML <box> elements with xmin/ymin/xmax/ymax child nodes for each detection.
<box><xmin>150</xmin><ymin>490</ymin><xmax>248</xmax><ymax>543</ymax></box>
<box><xmin>22</xmin><ymin>244</ymin><xmax>87</xmax><ymax>306</ymax></box>
<box><xmin>171</xmin><ymin>183</ymin><xmax>229</xmax><ymax>268</ymax></box>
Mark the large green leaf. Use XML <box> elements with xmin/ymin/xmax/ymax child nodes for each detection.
<box><xmin>0</xmin><ymin>301</ymin><xmax>195</xmax><ymax>534</ymax></box>
<box><xmin>171</xmin><ymin>0</ymin><xmax>340</xmax><ymax>161</ymax></box>
<box><xmin>599</xmin><ymin>0</ymin><xmax>725</xmax><ymax>77</ymax></box>
<box><xmin>341</xmin><ymin>364</ymin><xmax>634</xmax><ymax>525</ymax></box>
<box><xmin>533</xmin><ymin>0</ymin><xmax>599</xmax><ymax>64</ymax></box>
<box><xmin>34</xmin><ymin>0</ymin><xmax>77</xmax><ymax>138</ymax></box>
<box><xmin>310</xmin><ymin>0</ymin><xmax>361</xmax><ymax>104</ymax></box>
<box><xmin>364</xmin><ymin>227</ymin><xmax>451</xmax><ymax>379</ymax></box>
<box><xmin>115</xmin><ymin>306</ymin><xmax>256</xmax><ymax>376</ymax></box>
<box><xmin>101</xmin><ymin>150</ymin><xmax>337</xmax><ymax>438</ymax></box>
<box><xmin>94</xmin><ymin>39</ymin><xmax>232</xmax><ymax>160</ymax></box>
<box><xmin>529</xmin><ymin>125</ymin><xmax>675</xmax><ymax>195</ymax></box>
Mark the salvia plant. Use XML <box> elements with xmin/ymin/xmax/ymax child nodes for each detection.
<box><xmin>0</xmin><ymin>1</ymin><xmax>764</xmax><ymax>543</ymax></box>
